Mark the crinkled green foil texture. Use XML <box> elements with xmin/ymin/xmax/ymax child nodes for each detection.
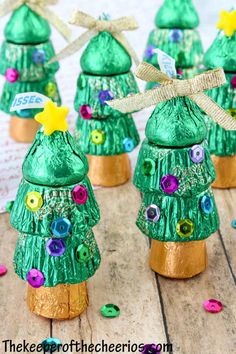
<box><xmin>14</xmin><ymin>229</ymin><xmax>101</xmax><ymax>287</ymax></box>
<box><xmin>23</xmin><ymin>130</ymin><xmax>89</xmax><ymax>186</ymax></box>
<box><xmin>10</xmin><ymin>177</ymin><xmax>99</xmax><ymax>235</ymax></box>
<box><xmin>145</xmin><ymin>97</ymin><xmax>207</xmax><ymax>147</ymax></box>
<box><xmin>0</xmin><ymin>77</ymin><xmax>61</xmax><ymax>116</ymax></box>
<box><xmin>145</xmin><ymin>66</ymin><xmax>201</xmax><ymax>90</ymax></box>
<box><xmin>0</xmin><ymin>40</ymin><xmax>59</xmax><ymax>81</ymax></box>
<box><xmin>74</xmin><ymin>72</ymin><xmax>139</xmax><ymax>119</ymax></box>
<box><xmin>206</xmin><ymin>73</ymin><xmax>236</xmax><ymax>156</ymax></box>
<box><xmin>155</xmin><ymin>0</ymin><xmax>199</xmax><ymax>29</ymax></box>
<box><xmin>204</xmin><ymin>31</ymin><xmax>236</xmax><ymax>71</ymax></box>
<box><xmin>136</xmin><ymin>188</ymin><xmax>219</xmax><ymax>242</ymax></box>
<box><xmin>134</xmin><ymin>139</ymin><xmax>215</xmax><ymax>196</ymax></box>
<box><xmin>80</xmin><ymin>32</ymin><xmax>132</xmax><ymax>75</ymax></box>
<box><xmin>5</xmin><ymin>5</ymin><xmax>51</xmax><ymax>44</ymax></box>
<box><xmin>144</xmin><ymin>28</ymin><xmax>203</xmax><ymax>69</ymax></box>
<box><xmin>75</xmin><ymin>114</ymin><xmax>140</xmax><ymax>156</ymax></box>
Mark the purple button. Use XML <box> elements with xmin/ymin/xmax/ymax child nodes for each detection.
<box><xmin>98</xmin><ymin>90</ymin><xmax>114</xmax><ymax>105</ymax></box>
<box><xmin>231</xmin><ymin>75</ymin><xmax>236</xmax><ymax>89</ymax></box>
<box><xmin>169</xmin><ymin>29</ymin><xmax>183</xmax><ymax>43</ymax></box>
<box><xmin>142</xmin><ymin>344</ymin><xmax>161</xmax><ymax>354</ymax></box>
<box><xmin>46</xmin><ymin>239</ymin><xmax>66</xmax><ymax>257</ymax></box>
<box><xmin>160</xmin><ymin>174</ymin><xmax>179</xmax><ymax>194</ymax></box>
<box><xmin>189</xmin><ymin>145</ymin><xmax>205</xmax><ymax>163</ymax></box>
<box><xmin>72</xmin><ymin>185</ymin><xmax>88</xmax><ymax>204</ymax></box>
<box><xmin>144</xmin><ymin>45</ymin><xmax>156</xmax><ymax>60</ymax></box>
<box><xmin>27</xmin><ymin>269</ymin><xmax>45</xmax><ymax>288</ymax></box>
<box><xmin>79</xmin><ymin>105</ymin><xmax>92</xmax><ymax>119</ymax></box>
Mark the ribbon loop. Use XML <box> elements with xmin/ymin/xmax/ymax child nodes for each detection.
<box><xmin>0</xmin><ymin>0</ymin><xmax>71</xmax><ymax>41</ymax></box>
<box><xmin>108</xmin><ymin>62</ymin><xmax>236</xmax><ymax>131</ymax></box>
<box><xmin>48</xmin><ymin>10</ymin><xmax>140</xmax><ymax>65</ymax></box>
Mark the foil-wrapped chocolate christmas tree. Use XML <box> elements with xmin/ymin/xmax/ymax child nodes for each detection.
<box><xmin>108</xmin><ymin>60</ymin><xmax>236</xmax><ymax>279</ymax></box>
<box><xmin>0</xmin><ymin>0</ymin><xmax>70</xmax><ymax>142</ymax></box>
<box><xmin>144</xmin><ymin>0</ymin><xmax>203</xmax><ymax>89</ymax></box>
<box><xmin>10</xmin><ymin>100</ymin><xmax>101</xmax><ymax>319</ymax></box>
<box><xmin>204</xmin><ymin>10</ymin><xmax>236</xmax><ymax>188</ymax></box>
<box><xmin>49</xmin><ymin>10</ymin><xmax>140</xmax><ymax>187</ymax></box>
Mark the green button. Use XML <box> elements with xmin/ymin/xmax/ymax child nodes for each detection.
<box><xmin>176</xmin><ymin>219</ymin><xmax>194</xmax><ymax>238</ymax></box>
<box><xmin>76</xmin><ymin>244</ymin><xmax>90</xmax><ymax>262</ymax></box>
<box><xmin>100</xmin><ymin>304</ymin><xmax>120</xmax><ymax>318</ymax></box>
<box><xmin>141</xmin><ymin>158</ymin><xmax>156</xmax><ymax>176</ymax></box>
<box><xmin>5</xmin><ymin>201</ymin><xmax>14</xmax><ymax>213</ymax></box>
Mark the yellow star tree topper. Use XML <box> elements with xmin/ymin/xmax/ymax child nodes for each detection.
<box><xmin>35</xmin><ymin>100</ymin><xmax>69</xmax><ymax>136</ymax></box>
<box><xmin>217</xmin><ymin>10</ymin><xmax>236</xmax><ymax>37</ymax></box>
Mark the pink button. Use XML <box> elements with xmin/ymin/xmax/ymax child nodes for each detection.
<box><xmin>0</xmin><ymin>264</ymin><xmax>8</xmax><ymax>276</ymax></box>
<box><xmin>79</xmin><ymin>105</ymin><xmax>92</xmax><ymax>120</ymax></box>
<box><xmin>203</xmin><ymin>299</ymin><xmax>223</xmax><ymax>313</ymax></box>
<box><xmin>71</xmin><ymin>185</ymin><xmax>88</xmax><ymax>204</ymax></box>
<box><xmin>5</xmin><ymin>68</ymin><xmax>19</xmax><ymax>83</ymax></box>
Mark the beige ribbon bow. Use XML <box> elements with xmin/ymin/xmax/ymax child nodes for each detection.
<box><xmin>48</xmin><ymin>10</ymin><xmax>139</xmax><ymax>65</ymax></box>
<box><xmin>108</xmin><ymin>62</ymin><xmax>236</xmax><ymax>131</ymax></box>
<box><xmin>0</xmin><ymin>0</ymin><xmax>71</xmax><ymax>41</ymax></box>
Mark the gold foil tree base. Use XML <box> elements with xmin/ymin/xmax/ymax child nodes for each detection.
<box><xmin>211</xmin><ymin>155</ymin><xmax>236</xmax><ymax>189</ymax></box>
<box><xmin>27</xmin><ymin>282</ymin><xmax>88</xmax><ymax>320</ymax></box>
<box><xmin>87</xmin><ymin>153</ymin><xmax>131</xmax><ymax>187</ymax></box>
<box><xmin>149</xmin><ymin>240</ymin><xmax>208</xmax><ymax>279</ymax></box>
<box><xmin>9</xmin><ymin>116</ymin><xmax>39</xmax><ymax>143</ymax></box>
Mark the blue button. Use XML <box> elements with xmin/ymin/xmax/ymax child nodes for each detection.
<box><xmin>231</xmin><ymin>220</ymin><xmax>236</xmax><ymax>229</ymax></box>
<box><xmin>200</xmin><ymin>195</ymin><xmax>214</xmax><ymax>214</ymax></box>
<box><xmin>41</xmin><ymin>338</ymin><xmax>61</xmax><ymax>353</ymax></box>
<box><xmin>123</xmin><ymin>137</ymin><xmax>134</xmax><ymax>152</ymax></box>
<box><xmin>32</xmin><ymin>49</ymin><xmax>46</xmax><ymax>64</ymax></box>
<box><xmin>51</xmin><ymin>217</ymin><xmax>72</xmax><ymax>238</ymax></box>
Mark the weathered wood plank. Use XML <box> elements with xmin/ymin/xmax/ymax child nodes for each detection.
<box><xmin>214</xmin><ymin>189</ymin><xmax>236</xmax><ymax>280</ymax></box>
<box><xmin>53</xmin><ymin>183</ymin><xmax>167</xmax><ymax>348</ymax></box>
<box><xmin>158</xmin><ymin>231</ymin><xmax>236</xmax><ymax>354</ymax></box>
<box><xmin>0</xmin><ymin>214</ymin><xmax>50</xmax><ymax>352</ymax></box>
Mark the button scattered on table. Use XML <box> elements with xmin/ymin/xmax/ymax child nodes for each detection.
<box><xmin>0</xmin><ymin>264</ymin><xmax>7</xmax><ymax>276</ymax></box>
<box><xmin>100</xmin><ymin>304</ymin><xmax>120</xmax><ymax>318</ymax></box>
<box><xmin>203</xmin><ymin>299</ymin><xmax>223</xmax><ymax>313</ymax></box>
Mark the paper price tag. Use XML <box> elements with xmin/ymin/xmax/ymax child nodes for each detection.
<box><xmin>157</xmin><ymin>49</ymin><xmax>177</xmax><ymax>78</ymax></box>
<box><xmin>10</xmin><ymin>92</ymin><xmax>50</xmax><ymax>112</ymax></box>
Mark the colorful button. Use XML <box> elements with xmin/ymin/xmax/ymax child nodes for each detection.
<box><xmin>145</xmin><ymin>205</ymin><xmax>160</xmax><ymax>223</ymax></box>
<box><xmin>98</xmin><ymin>90</ymin><xmax>114</xmax><ymax>105</ymax></box>
<box><xmin>228</xmin><ymin>108</ymin><xmax>236</xmax><ymax>119</ymax></box>
<box><xmin>231</xmin><ymin>220</ymin><xmax>236</xmax><ymax>228</ymax></box>
<box><xmin>25</xmin><ymin>191</ymin><xmax>43</xmax><ymax>212</ymax></box>
<box><xmin>189</xmin><ymin>145</ymin><xmax>205</xmax><ymax>163</ymax></box>
<box><xmin>5</xmin><ymin>68</ymin><xmax>19</xmax><ymax>82</ymax></box>
<box><xmin>45</xmin><ymin>82</ymin><xmax>57</xmax><ymax>98</ymax></box>
<box><xmin>46</xmin><ymin>239</ymin><xmax>66</xmax><ymax>257</ymax></box>
<box><xmin>123</xmin><ymin>137</ymin><xmax>134</xmax><ymax>152</ymax></box>
<box><xmin>169</xmin><ymin>29</ymin><xmax>183</xmax><ymax>43</ymax></box>
<box><xmin>160</xmin><ymin>174</ymin><xmax>179</xmax><ymax>194</ymax></box>
<box><xmin>79</xmin><ymin>105</ymin><xmax>92</xmax><ymax>119</ymax></box>
<box><xmin>91</xmin><ymin>130</ymin><xmax>106</xmax><ymax>145</ymax></box>
<box><xmin>0</xmin><ymin>264</ymin><xmax>8</xmax><ymax>276</ymax></box>
<box><xmin>41</xmin><ymin>338</ymin><xmax>62</xmax><ymax>353</ymax></box>
<box><xmin>72</xmin><ymin>185</ymin><xmax>88</xmax><ymax>204</ymax></box>
<box><xmin>203</xmin><ymin>299</ymin><xmax>223</xmax><ymax>313</ymax></box>
<box><xmin>32</xmin><ymin>49</ymin><xmax>46</xmax><ymax>64</ymax></box>
<box><xmin>51</xmin><ymin>217</ymin><xmax>72</xmax><ymax>238</ymax></box>
<box><xmin>5</xmin><ymin>201</ymin><xmax>14</xmax><ymax>213</ymax></box>
<box><xmin>100</xmin><ymin>304</ymin><xmax>120</xmax><ymax>318</ymax></box>
<box><xmin>144</xmin><ymin>45</ymin><xmax>156</xmax><ymax>60</ymax></box>
<box><xmin>142</xmin><ymin>344</ymin><xmax>161</xmax><ymax>354</ymax></box>
<box><xmin>200</xmin><ymin>195</ymin><xmax>214</xmax><ymax>214</ymax></box>
<box><xmin>141</xmin><ymin>158</ymin><xmax>156</xmax><ymax>176</ymax></box>
<box><xmin>177</xmin><ymin>68</ymin><xmax>184</xmax><ymax>76</ymax></box>
<box><xmin>75</xmin><ymin>244</ymin><xmax>90</xmax><ymax>262</ymax></box>
<box><xmin>176</xmin><ymin>219</ymin><xmax>194</xmax><ymax>238</ymax></box>
<box><xmin>231</xmin><ymin>75</ymin><xmax>236</xmax><ymax>89</ymax></box>
<box><xmin>27</xmin><ymin>268</ymin><xmax>45</xmax><ymax>288</ymax></box>
<box><xmin>16</xmin><ymin>109</ymin><xmax>32</xmax><ymax>118</ymax></box>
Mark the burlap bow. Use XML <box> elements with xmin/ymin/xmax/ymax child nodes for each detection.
<box><xmin>48</xmin><ymin>10</ymin><xmax>139</xmax><ymax>65</ymax></box>
<box><xmin>108</xmin><ymin>62</ymin><xmax>236</xmax><ymax>131</ymax></box>
<box><xmin>0</xmin><ymin>0</ymin><xmax>71</xmax><ymax>41</ymax></box>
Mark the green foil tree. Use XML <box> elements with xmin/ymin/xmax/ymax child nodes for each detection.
<box><xmin>108</xmin><ymin>62</ymin><xmax>234</xmax><ymax>278</ymax></box>
<box><xmin>10</xmin><ymin>101</ymin><xmax>100</xmax><ymax>319</ymax></box>
<box><xmin>0</xmin><ymin>3</ymin><xmax>62</xmax><ymax>140</ymax></box>
<box><xmin>203</xmin><ymin>10</ymin><xmax>236</xmax><ymax>187</ymax></box>
<box><xmin>144</xmin><ymin>0</ymin><xmax>204</xmax><ymax>89</ymax></box>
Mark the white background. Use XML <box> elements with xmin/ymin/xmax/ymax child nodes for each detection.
<box><xmin>0</xmin><ymin>0</ymin><xmax>232</xmax><ymax>211</ymax></box>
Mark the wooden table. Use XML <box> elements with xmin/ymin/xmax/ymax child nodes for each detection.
<box><xmin>0</xmin><ymin>183</ymin><xmax>235</xmax><ymax>354</ymax></box>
